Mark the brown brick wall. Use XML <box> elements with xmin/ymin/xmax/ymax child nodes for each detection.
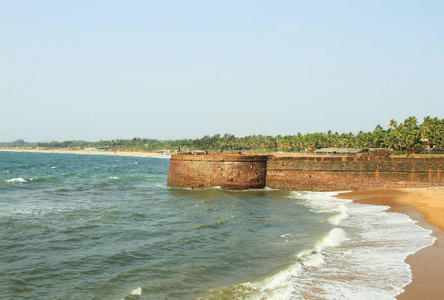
<box><xmin>167</xmin><ymin>154</ymin><xmax>444</xmax><ymax>191</ymax></box>
<box><xmin>266</xmin><ymin>156</ymin><xmax>444</xmax><ymax>191</ymax></box>
<box><xmin>167</xmin><ymin>154</ymin><xmax>269</xmax><ymax>190</ymax></box>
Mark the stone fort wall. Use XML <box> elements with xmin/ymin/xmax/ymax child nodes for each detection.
<box><xmin>167</xmin><ymin>154</ymin><xmax>444</xmax><ymax>191</ymax></box>
<box><xmin>167</xmin><ymin>154</ymin><xmax>269</xmax><ymax>190</ymax></box>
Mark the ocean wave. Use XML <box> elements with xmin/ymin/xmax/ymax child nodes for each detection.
<box><xmin>204</xmin><ymin>191</ymin><xmax>436</xmax><ymax>300</ymax></box>
<box><xmin>195</xmin><ymin>215</ymin><xmax>235</xmax><ymax>230</ymax></box>
<box><xmin>202</xmin><ymin>227</ymin><xmax>348</xmax><ymax>299</ymax></box>
<box><xmin>9</xmin><ymin>207</ymin><xmax>73</xmax><ymax>216</ymax></box>
<box><xmin>176</xmin><ymin>186</ymin><xmax>277</xmax><ymax>192</ymax></box>
<box><xmin>224</xmin><ymin>187</ymin><xmax>279</xmax><ymax>192</ymax></box>
<box><xmin>28</xmin><ymin>177</ymin><xmax>48</xmax><ymax>183</ymax></box>
<box><xmin>130</xmin><ymin>287</ymin><xmax>142</xmax><ymax>295</ymax></box>
<box><xmin>315</xmin><ymin>227</ymin><xmax>348</xmax><ymax>251</ymax></box>
<box><xmin>287</xmin><ymin>193</ymin><xmax>435</xmax><ymax>299</ymax></box>
<box><xmin>27</xmin><ymin>175</ymin><xmax>66</xmax><ymax>183</ymax></box>
<box><xmin>5</xmin><ymin>177</ymin><xmax>27</xmax><ymax>183</ymax></box>
<box><xmin>202</xmin><ymin>267</ymin><xmax>295</xmax><ymax>300</ymax></box>
<box><xmin>280</xmin><ymin>233</ymin><xmax>292</xmax><ymax>241</ymax></box>
<box><xmin>4</xmin><ymin>174</ymin><xmax>70</xmax><ymax>184</ymax></box>
<box><xmin>147</xmin><ymin>155</ymin><xmax>171</xmax><ymax>159</ymax></box>
<box><xmin>289</xmin><ymin>191</ymin><xmax>350</xmax><ymax>226</ymax></box>
<box><xmin>134</xmin><ymin>182</ymin><xmax>169</xmax><ymax>190</ymax></box>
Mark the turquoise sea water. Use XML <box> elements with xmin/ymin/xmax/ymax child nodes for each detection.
<box><xmin>0</xmin><ymin>151</ymin><xmax>436</xmax><ymax>299</ymax></box>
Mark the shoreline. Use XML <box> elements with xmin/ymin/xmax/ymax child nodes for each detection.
<box><xmin>0</xmin><ymin>148</ymin><xmax>171</xmax><ymax>158</ymax></box>
<box><xmin>338</xmin><ymin>188</ymin><xmax>444</xmax><ymax>299</ymax></box>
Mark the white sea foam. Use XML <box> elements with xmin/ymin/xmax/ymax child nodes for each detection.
<box><xmin>208</xmin><ymin>186</ymin><xmax>222</xmax><ymax>190</ymax></box>
<box><xmin>130</xmin><ymin>287</ymin><xmax>142</xmax><ymax>295</ymax></box>
<box><xmin>6</xmin><ymin>177</ymin><xmax>27</xmax><ymax>183</ymax></box>
<box><xmin>242</xmin><ymin>265</ymin><xmax>295</xmax><ymax>300</ymax></box>
<box><xmin>280</xmin><ymin>233</ymin><xmax>292</xmax><ymax>242</ymax></box>
<box><xmin>228</xmin><ymin>194</ymin><xmax>350</xmax><ymax>299</ymax></box>
<box><xmin>232</xmin><ymin>187</ymin><xmax>280</xmax><ymax>192</ymax></box>
<box><xmin>233</xmin><ymin>191</ymin><xmax>435</xmax><ymax>300</ymax></box>
<box><xmin>290</xmin><ymin>191</ymin><xmax>350</xmax><ymax>225</ymax></box>
<box><xmin>315</xmin><ymin>227</ymin><xmax>348</xmax><ymax>250</ymax></box>
<box><xmin>9</xmin><ymin>206</ymin><xmax>72</xmax><ymax>216</ymax></box>
<box><xmin>147</xmin><ymin>155</ymin><xmax>171</xmax><ymax>159</ymax></box>
<box><xmin>153</xmin><ymin>183</ymin><xmax>168</xmax><ymax>189</ymax></box>
<box><xmin>287</xmin><ymin>192</ymin><xmax>435</xmax><ymax>299</ymax></box>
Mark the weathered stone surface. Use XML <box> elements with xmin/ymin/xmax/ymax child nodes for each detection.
<box><xmin>167</xmin><ymin>154</ymin><xmax>444</xmax><ymax>191</ymax></box>
<box><xmin>167</xmin><ymin>154</ymin><xmax>269</xmax><ymax>190</ymax></box>
<box><xmin>370</xmin><ymin>148</ymin><xmax>390</xmax><ymax>156</ymax></box>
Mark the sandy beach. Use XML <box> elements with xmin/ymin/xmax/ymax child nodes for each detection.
<box><xmin>0</xmin><ymin>148</ymin><xmax>171</xmax><ymax>158</ymax></box>
<box><xmin>338</xmin><ymin>188</ymin><xmax>444</xmax><ymax>299</ymax></box>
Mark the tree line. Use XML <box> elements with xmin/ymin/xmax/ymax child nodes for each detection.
<box><xmin>1</xmin><ymin>116</ymin><xmax>443</xmax><ymax>154</ymax></box>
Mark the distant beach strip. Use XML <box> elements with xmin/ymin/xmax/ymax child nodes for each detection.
<box><xmin>0</xmin><ymin>148</ymin><xmax>172</xmax><ymax>158</ymax></box>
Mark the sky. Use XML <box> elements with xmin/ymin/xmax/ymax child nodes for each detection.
<box><xmin>1</xmin><ymin>0</ymin><xmax>443</xmax><ymax>142</ymax></box>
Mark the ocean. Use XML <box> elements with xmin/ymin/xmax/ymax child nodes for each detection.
<box><xmin>0</xmin><ymin>151</ymin><xmax>435</xmax><ymax>300</ymax></box>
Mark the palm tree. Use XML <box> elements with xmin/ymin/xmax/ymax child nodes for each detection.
<box><xmin>420</xmin><ymin>116</ymin><xmax>433</xmax><ymax>152</ymax></box>
<box><xmin>389</xmin><ymin>119</ymin><xmax>398</xmax><ymax>131</ymax></box>
<box><xmin>403</xmin><ymin>116</ymin><xmax>420</xmax><ymax>153</ymax></box>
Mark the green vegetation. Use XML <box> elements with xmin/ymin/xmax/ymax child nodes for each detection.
<box><xmin>2</xmin><ymin>116</ymin><xmax>443</xmax><ymax>154</ymax></box>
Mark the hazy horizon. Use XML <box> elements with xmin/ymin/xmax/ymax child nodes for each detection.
<box><xmin>1</xmin><ymin>1</ymin><xmax>443</xmax><ymax>142</ymax></box>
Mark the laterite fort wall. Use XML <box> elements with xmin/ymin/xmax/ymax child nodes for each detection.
<box><xmin>266</xmin><ymin>156</ymin><xmax>443</xmax><ymax>191</ymax></box>
<box><xmin>167</xmin><ymin>154</ymin><xmax>269</xmax><ymax>190</ymax></box>
<box><xmin>167</xmin><ymin>154</ymin><xmax>444</xmax><ymax>191</ymax></box>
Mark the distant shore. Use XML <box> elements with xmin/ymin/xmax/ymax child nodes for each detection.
<box><xmin>338</xmin><ymin>188</ymin><xmax>444</xmax><ymax>299</ymax></box>
<box><xmin>0</xmin><ymin>148</ymin><xmax>171</xmax><ymax>158</ymax></box>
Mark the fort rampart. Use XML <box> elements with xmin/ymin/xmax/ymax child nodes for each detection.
<box><xmin>167</xmin><ymin>154</ymin><xmax>269</xmax><ymax>190</ymax></box>
<box><xmin>167</xmin><ymin>154</ymin><xmax>444</xmax><ymax>191</ymax></box>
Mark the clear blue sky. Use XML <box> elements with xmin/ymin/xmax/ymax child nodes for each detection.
<box><xmin>1</xmin><ymin>0</ymin><xmax>443</xmax><ymax>142</ymax></box>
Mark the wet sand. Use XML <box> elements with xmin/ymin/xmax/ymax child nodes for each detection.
<box><xmin>338</xmin><ymin>188</ymin><xmax>444</xmax><ymax>299</ymax></box>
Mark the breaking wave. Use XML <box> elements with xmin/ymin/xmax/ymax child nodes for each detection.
<box><xmin>201</xmin><ymin>191</ymin><xmax>435</xmax><ymax>300</ymax></box>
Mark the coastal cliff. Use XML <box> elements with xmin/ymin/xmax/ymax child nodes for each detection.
<box><xmin>167</xmin><ymin>154</ymin><xmax>444</xmax><ymax>191</ymax></box>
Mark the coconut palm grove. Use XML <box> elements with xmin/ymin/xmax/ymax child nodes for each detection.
<box><xmin>2</xmin><ymin>116</ymin><xmax>443</xmax><ymax>154</ymax></box>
